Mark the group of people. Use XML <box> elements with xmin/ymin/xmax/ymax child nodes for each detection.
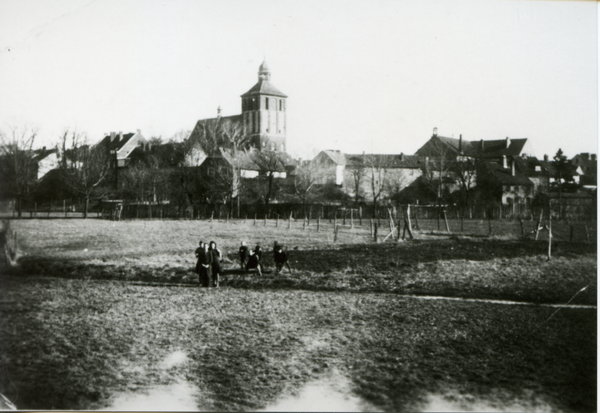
<box><xmin>194</xmin><ymin>239</ymin><xmax>292</xmax><ymax>287</ymax></box>
<box><xmin>194</xmin><ymin>240</ymin><xmax>222</xmax><ymax>288</ymax></box>
<box><xmin>238</xmin><ymin>241</ymin><xmax>292</xmax><ymax>276</ymax></box>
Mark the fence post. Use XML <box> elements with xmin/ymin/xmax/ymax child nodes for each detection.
<box><xmin>210</xmin><ymin>211</ymin><xmax>214</xmax><ymax>222</ymax></box>
<box><xmin>406</xmin><ymin>205</ymin><xmax>414</xmax><ymax>239</ymax></box>
<box><xmin>334</xmin><ymin>216</ymin><xmax>337</xmax><ymax>230</ymax></box>
<box><xmin>488</xmin><ymin>213</ymin><xmax>492</xmax><ymax>235</ymax></box>
<box><xmin>333</xmin><ymin>225</ymin><xmax>338</xmax><ymax>242</ymax></box>
<box><xmin>226</xmin><ymin>211</ymin><xmax>229</xmax><ymax>223</ymax></box>
<box><xmin>569</xmin><ymin>224</ymin><xmax>574</xmax><ymax>242</ymax></box>
<box><xmin>264</xmin><ymin>214</ymin><xmax>267</xmax><ymax>227</ymax></box>
<box><xmin>547</xmin><ymin>214</ymin><xmax>552</xmax><ymax>261</ymax></box>
<box><xmin>34</xmin><ymin>203</ymin><xmax>37</xmax><ymax>217</ymax></box>
<box><xmin>373</xmin><ymin>223</ymin><xmax>378</xmax><ymax>242</ymax></box>
<box><xmin>369</xmin><ymin>219</ymin><xmax>373</xmax><ymax>236</ymax></box>
<box><xmin>519</xmin><ymin>217</ymin><xmax>524</xmax><ymax>237</ymax></box>
<box><xmin>254</xmin><ymin>214</ymin><xmax>257</xmax><ymax>226</ymax></box>
<box><xmin>351</xmin><ymin>208</ymin><xmax>354</xmax><ymax>229</ymax></box>
<box><xmin>534</xmin><ymin>209</ymin><xmax>543</xmax><ymax>241</ymax></box>
<box><xmin>303</xmin><ymin>217</ymin><xmax>306</xmax><ymax>230</ymax></box>
<box><xmin>443</xmin><ymin>209</ymin><xmax>450</xmax><ymax>233</ymax></box>
<box><xmin>276</xmin><ymin>215</ymin><xmax>279</xmax><ymax>227</ymax></box>
<box><xmin>288</xmin><ymin>212</ymin><xmax>292</xmax><ymax>229</ymax></box>
<box><xmin>359</xmin><ymin>206</ymin><xmax>362</xmax><ymax>225</ymax></box>
<box><xmin>317</xmin><ymin>217</ymin><xmax>320</xmax><ymax>232</ymax></box>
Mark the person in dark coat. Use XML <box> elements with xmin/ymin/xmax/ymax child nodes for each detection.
<box><xmin>274</xmin><ymin>244</ymin><xmax>292</xmax><ymax>274</ymax></box>
<box><xmin>209</xmin><ymin>241</ymin><xmax>222</xmax><ymax>287</ymax></box>
<box><xmin>254</xmin><ymin>245</ymin><xmax>263</xmax><ymax>261</ymax></box>
<box><xmin>245</xmin><ymin>249</ymin><xmax>263</xmax><ymax>276</ymax></box>
<box><xmin>195</xmin><ymin>242</ymin><xmax>212</xmax><ymax>287</ymax></box>
<box><xmin>239</xmin><ymin>241</ymin><xmax>249</xmax><ymax>270</ymax></box>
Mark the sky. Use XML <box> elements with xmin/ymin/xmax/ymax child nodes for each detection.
<box><xmin>0</xmin><ymin>0</ymin><xmax>597</xmax><ymax>160</ymax></box>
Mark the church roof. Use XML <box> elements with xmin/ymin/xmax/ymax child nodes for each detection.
<box><xmin>241</xmin><ymin>80</ymin><xmax>287</xmax><ymax>98</ymax></box>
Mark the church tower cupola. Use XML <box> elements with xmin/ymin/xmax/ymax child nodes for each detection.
<box><xmin>241</xmin><ymin>60</ymin><xmax>288</xmax><ymax>152</ymax></box>
<box><xmin>258</xmin><ymin>60</ymin><xmax>271</xmax><ymax>81</ymax></box>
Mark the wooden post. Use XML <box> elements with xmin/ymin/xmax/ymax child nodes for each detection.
<box><xmin>276</xmin><ymin>215</ymin><xmax>279</xmax><ymax>227</ymax></box>
<box><xmin>547</xmin><ymin>215</ymin><xmax>552</xmax><ymax>261</ymax></box>
<box><xmin>413</xmin><ymin>205</ymin><xmax>419</xmax><ymax>230</ymax></box>
<box><xmin>351</xmin><ymin>208</ymin><xmax>354</xmax><ymax>229</ymax></box>
<box><xmin>334</xmin><ymin>216</ymin><xmax>337</xmax><ymax>230</ymax></box>
<box><xmin>210</xmin><ymin>211</ymin><xmax>214</xmax><ymax>222</ymax></box>
<box><xmin>254</xmin><ymin>214</ymin><xmax>257</xmax><ymax>226</ymax></box>
<box><xmin>64</xmin><ymin>200</ymin><xmax>67</xmax><ymax>217</ymax></box>
<box><xmin>333</xmin><ymin>225</ymin><xmax>339</xmax><ymax>242</ymax></box>
<box><xmin>369</xmin><ymin>219</ymin><xmax>373</xmax><ymax>236</ymax></box>
<box><xmin>303</xmin><ymin>217</ymin><xmax>306</xmax><ymax>230</ymax></box>
<box><xmin>264</xmin><ymin>214</ymin><xmax>267</xmax><ymax>227</ymax></box>
<box><xmin>519</xmin><ymin>217</ymin><xmax>524</xmax><ymax>237</ymax></box>
<box><xmin>34</xmin><ymin>203</ymin><xmax>37</xmax><ymax>217</ymax></box>
<box><xmin>443</xmin><ymin>209</ymin><xmax>450</xmax><ymax>233</ymax></box>
<box><xmin>343</xmin><ymin>210</ymin><xmax>346</xmax><ymax>226</ymax></box>
<box><xmin>317</xmin><ymin>216</ymin><xmax>320</xmax><ymax>232</ymax></box>
<box><xmin>373</xmin><ymin>223</ymin><xmax>378</xmax><ymax>242</ymax></box>
<box><xmin>160</xmin><ymin>209</ymin><xmax>163</xmax><ymax>220</ymax></box>
<box><xmin>309</xmin><ymin>206</ymin><xmax>312</xmax><ymax>226</ymax></box>
<box><xmin>569</xmin><ymin>224</ymin><xmax>574</xmax><ymax>242</ymax></box>
<box><xmin>488</xmin><ymin>213</ymin><xmax>492</xmax><ymax>235</ymax></box>
<box><xmin>288</xmin><ymin>212</ymin><xmax>292</xmax><ymax>229</ymax></box>
<box><xmin>406</xmin><ymin>205</ymin><xmax>414</xmax><ymax>239</ymax></box>
<box><xmin>359</xmin><ymin>206</ymin><xmax>362</xmax><ymax>225</ymax></box>
<box><xmin>534</xmin><ymin>209</ymin><xmax>543</xmax><ymax>241</ymax></box>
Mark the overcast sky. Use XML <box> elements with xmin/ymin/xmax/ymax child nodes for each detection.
<box><xmin>0</xmin><ymin>0</ymin><xmax>597</xmax><ymax>159</ymax></box>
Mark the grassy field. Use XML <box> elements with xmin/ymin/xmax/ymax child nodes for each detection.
<box><xmin>0</xmin><ymin>218</ymin><xmax>596</xmax><ymax>411</ymax></box>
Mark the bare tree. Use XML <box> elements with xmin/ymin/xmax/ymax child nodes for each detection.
<box><xmin>349</xmin><ymin>161</ymin><xmax>366</xmax><ymax>208</ymax></box>
<box><xmin>62</xmin><ymin>130</ymin><xmax>111</xmax><ymax>218</ymax></box>
<box><xmin>364</xmin><ymin>155</ymin><xmax>386</xmax><ymax>219</ymax></box>
<box><xmin>292</xmin><ymin>161</ymin><xmax>323</xmax><ymax>218</ymax></box>
<box><xmin>220</xmin><ymin>118</ymin><xmax>251</xmax><ymax>152</ymax></box>
<box><xmin>250</xmin><ymin>150</ymin><xmax>286</xmax><ymax>208</ymax></box>
<box><xmin>420</xmin><ymin>140</ymin><xmax>454</xmax><ymax>228</ymax></box>
<box><xmin>0</xmin><ymin>124</ymin><xmax>39</xmax><ymax>217</ymax></box>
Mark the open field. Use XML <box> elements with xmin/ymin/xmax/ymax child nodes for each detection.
<box><xmin>0</xmin><ymin>218</ymin><xmax>597</xmax><ymax>411</ymax></box>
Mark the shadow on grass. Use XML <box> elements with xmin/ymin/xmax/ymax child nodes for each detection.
<box><xmin>4</xmin><ymin>239</ymin><xmax>597</xmax><ymax>305</ymax></box>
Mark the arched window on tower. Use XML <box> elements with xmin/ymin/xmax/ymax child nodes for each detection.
<box><xmin>265</xmin><ymin>98</ymin><xmax>269</xmax><ymax>110</ymax></box>
<box><xmin>279</xmin><ymin>100</ymin><xmax>282</xmax><ymax>111</ymax></box>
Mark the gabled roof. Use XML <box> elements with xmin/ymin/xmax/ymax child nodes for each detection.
<box><xmin>209</xmin><ymin>147</ymin><xmax>292</xmax><ymax>173</ymax></box>
<box><xmin>416</xmin><ymin>135</ymin><xmax>528</xmax><ymax>158</ymax></box>
<box><xmin>32</xmin><ymin>147</ymin><xmax>57</xmax><ymax>162</ymax></box>
<box><xmin>483</xmin><ymin>162</ymin><xmax>533</xmax><ymax>186</ymax></box>
<box><xmin>318</xmin><ymin>150</ymin><xmax>423</xmax><ymax>169</ymax></box>
<box><xmin>96</xmin><ymin>133</ymin><xmax>136</xmax><ymax>152</ymax></box>
<box><xmin>241</xmin><ymin>80</ymin><xmax>287</xmax><ymax>98</ymax></box>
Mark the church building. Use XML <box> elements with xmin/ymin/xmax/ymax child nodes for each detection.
<box><xmin>189</xmin><ymin>60</ymin><xmax>288</xmax><ymax>153</ymax></box>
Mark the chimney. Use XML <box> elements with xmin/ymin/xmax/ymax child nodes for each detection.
<box><xmin>459</xmin><ymin>135</ymin><xmax>462</xmax><ymax>152</ymax></box>
<box><xmin>119</xmin><ymin>131</ymin><xmax>123</xmax><ymax>140</ymax></box>
<box><xmin>480</xmin><ymin>139</ymin><xmax>484</xmax><ymax>153</ymax></box>
<box><xmin>136</xmin><ymin>129</ymin><xmax>141</xmax><ymax>135</ymax></box>
<box><xmin>400</xmin><ymin>152</ymin><xmax>404</xmax><ymax>161</ymax></box>
<box><xmin>217</xmin><ymin>106</ymin><xmax>222</xmax><ymax>117</ymax></box>
<box><xmin>433</xmin><ymin>127</ymin><xmax>438</xmax><ymax>137</ymax></box>
<box><xmin>110</xmin><ymin>132</ymin><xmax>116</xmax><ymax>142</ymax></box>
<box><xmin>592</xmin><ymin>154</ymin><xmax>597</xmax><ymax>161</ymax></box>
<box><xmin>511</xmin><ymin>159</ymin><xmax>515</xmax><ymax>176</ymax></box>
<box><xmin>583</xmin><ymin>152</ymin><xmax>590</xmax><ymax>160</ymax></box>
<box><xmin>502</xmin><ymin>155</ymin><xmax>508</xmax><ymax>169</ymax></box>
<box><xmin>543</xmin><ymin>154</ymin><xmax>548</xmax><ymax>162</ymax></box>
<box><xmin>506</xmin><ymin>137</ymin><xmax>511</xmax><ymax>149</ymax></box>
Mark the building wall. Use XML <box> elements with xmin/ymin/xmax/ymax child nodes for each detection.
<box><xmin>37</xmin><ymin>152</ymin><xmax>59</xmax><ymax>179</ymax></box>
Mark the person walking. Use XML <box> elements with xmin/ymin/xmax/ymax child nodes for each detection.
<box><xmin>195</xmin><ymin>241</ymin><xmax>212</xmax><ymax>287</ymax></box>
<box><xmin>209</xmin><ymin>240</ymin><xmax>222</xmax><ymax>288</ymax></box>
<box><xmin>274</xmin><ymin>244</ymin><xmax>292</xmax><ymax>274</ymax></box>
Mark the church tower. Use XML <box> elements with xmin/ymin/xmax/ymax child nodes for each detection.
<box><xmin>241</xmin><ymin>61</ymin><xmax>288</xmax><ymax>152</ymax></box>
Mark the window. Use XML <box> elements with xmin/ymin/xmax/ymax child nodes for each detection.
<box><xmin>279</xmin><ymin>100</ymin><xmax>283</xmax><ymax>111</ymax></box>
<box><xmin>265</xmin><ymin>98</ymin><xmax>269</xmax><ymax>110</ymax></box>
<box><xmin>535</xmin><ymin>166</ymin><xmax>541</xmax><ymax>172</ymax></box>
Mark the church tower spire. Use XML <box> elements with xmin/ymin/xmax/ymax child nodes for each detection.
<box><xmin>241</xmin><ymin>61</ymin><xmax>288</xmax><ymax>152</ymax></box>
